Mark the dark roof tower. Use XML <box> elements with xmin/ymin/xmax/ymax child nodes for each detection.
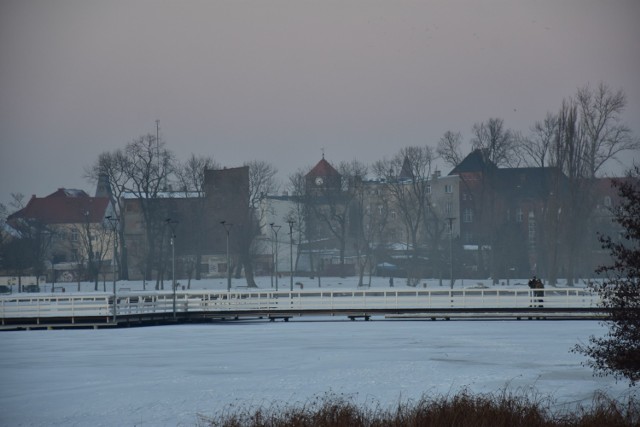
<box><xmin>449</xmin><ymin>149</ymin><xmax>498</xmax><ymax>176</ymax></box>
<box><xmin>95</xmin><ymin>173</ymin><xmax>112</xmax><ymax>198</ymax></box>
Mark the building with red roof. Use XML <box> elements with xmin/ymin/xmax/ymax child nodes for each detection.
<box><xmin>7</xmin><ymin>189</ymin><xmax>114</xmax><ymax>283</ymax></box>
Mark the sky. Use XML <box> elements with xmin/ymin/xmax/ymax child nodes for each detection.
<box><xmin>1</xmin><ymin>1</ymin><xmax>639</xmax><ymax>209</ymax></box>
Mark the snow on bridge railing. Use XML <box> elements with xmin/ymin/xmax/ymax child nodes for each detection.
<box><xmin>0</xmin><ymin>294</ymin><xmax>112</xmax><ymax>320</ymax></box>
<box><xmin>1</xmin><ymin>288</ymin><xmax>599</xmax><ymax>320</ymax></box>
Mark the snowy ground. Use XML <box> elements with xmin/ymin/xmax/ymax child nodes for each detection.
<box><xmin>1</xmin><ymin>276</ymin><xmax>632</xmax><ymax>427</ymax></box>
<box><xmin>25</xmin><ymin>274</ymin><xmax>589</xmax><ymax>294</ymax></box>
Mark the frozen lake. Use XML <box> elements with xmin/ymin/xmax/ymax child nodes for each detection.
<box><xmin>0</xmin><ymin>318</ymin><xmax>633</xmax><ymax>427</ymax></box>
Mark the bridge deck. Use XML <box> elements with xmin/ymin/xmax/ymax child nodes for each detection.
<box><xmin>1</xmin><ymin>288</ymin><xmax>604</xmax><ymax>330</ymax></box>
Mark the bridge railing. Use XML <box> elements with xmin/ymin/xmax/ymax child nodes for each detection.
<box><xmin>2</xmin><ymin>288</ymin><xmax>599</xmax><ymax>320</ymax></box>
<box><xmin>0</xmin><ymin>294</ymin><xmax>112</xmax><ymax>320</ymax></box>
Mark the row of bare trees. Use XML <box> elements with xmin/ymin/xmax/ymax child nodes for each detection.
<box><xmin>3</xmin><ymin>82</ymin><xmax>635</xmax><ymax>288</ymax></box>
<box><xmin>285</xmin><ymin>82</ymin><xmax>636</xmax><ymax>287</ymax></box>
<box><xmin>85</xmin><ymin>130</ymin><xmax>280</xmax><ymax>288</ymax></box>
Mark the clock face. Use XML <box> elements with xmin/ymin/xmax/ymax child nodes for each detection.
<box><xmin>315</xmin><ymin>177</ymin><xmax>324</xmax><ymax>186</ymax></box>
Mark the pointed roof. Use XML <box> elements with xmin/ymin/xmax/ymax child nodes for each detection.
<box><xmin>399</xmin><ymin>157</ymin><xmax>413</xmax><ymax>180</ymax></box>
<box><xmin>306</xmin><ymin>157</ymin><xmax>341</xmax><ymax>178</ymax></box>
<box><xmin>449</xmin><ymin>149</ymin><xmax>498</xmax><ymax>176</ymax></box>
<box><xmin>8</xmin><ymin>189</ymin><xmax>110</xmax><ymax>225</ymax></box>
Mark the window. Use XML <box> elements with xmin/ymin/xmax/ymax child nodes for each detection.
<box><xmin>528</xmin><ymin>211</ymin><xmax>536</xmax><ymax>250</ymax></box>
<box><xmin>426</xmin><ymin>185</ymin><xmax>431</xmax><ymax>194</ymax></box>
<box><xmin>445</xmin><ymin>202</ymin><xmax>452</xmax><ymax>216</ymax></box>
<box><xmin>71</xmin><ymin>230</ymin><xmax>79</xmax><ymax>242</ymax></box>
<box><xmin>604</xmin><ymin>196</ymin><xmax>612</xmax><ymax>207</ymax></box>
<box><xmin>444</xmin><ymin>184</ymin><xmax>453</xmax><ymax>194</ymax></box>
<box><xmin>516</xmin><ymin>208</ymin><xmax>523</xmax><ymax>223</ymax></box>
<box><xmin>464</xmin><ymin>231</ymin><xmax>473</xmax><ymax>244</ymax></box>
<box><xmin>391</xmin><ymin>210</ymin><xmax>397</xmax><ymax>220</ymax></box>
<box><xmin>463</xmin><ymin>208</ymin><xmax>473</xmax><ymax>223</ymax></box>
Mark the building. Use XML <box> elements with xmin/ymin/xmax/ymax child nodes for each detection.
<box><xmin>450</xmin><ymin>149</ymin><xmax>573</xmax><ymax>280</ymax></box>
<box><xmin>6</xmin><ymin>189</ymin><xmax>114</xmax><ymax>283</ymax></box>
<box><xmin>121</xmin><ymin>166</ymin><xmax>250</xmax><ymax>281</ymax></box>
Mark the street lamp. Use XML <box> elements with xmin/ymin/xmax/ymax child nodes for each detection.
<box><xmin>106</xmin><ymin>215</ymin><xmax>118</xmax><ymax>323</ymax></box>
<box><xmin>447</xmin><ymin>217</ymin><xmax>456</xmax><ymax>289</ymax></box>
<box><xmin>166</xmin><ymin>218</ymin><xmax>178</xmax><ymax>320</ymax></box>
<box><xmin>220</xmin><ymin>221</ymin><xmax>233</xmax><ymax>292</ymax></box>
<box><xmin>270</xmin><ymin>223</ymin><xmax>281</xmax><ymax>291</ymax></box>
<box><xmin>287</xmin><ymin>219</ymin><xmax>295</xmax><ymax>292</ymax></box>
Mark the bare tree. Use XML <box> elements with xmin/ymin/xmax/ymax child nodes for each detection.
<box><xmin>8</xmin><ymin>219</ymin><xmax>54</xmax><ymax>288</ymax></box>
<box><xmin>175</xmin><ymin>154</ymin><xmax>219</xmax><ymax>282</ymax></box>
<box><xmin>123</xmin><ymin>134</ymin><xmax>175</xmax><ymax>287</ymax></box>
<box><xmin>373</xmin><ymin>146</ymin><xmax>434</xmax><ymax>286</ymax></box>
<box><xmin>437</xmin><ymin>131</ymin><xmax>464</xmax><ymax>169</ymax></box>
<box><xmin>471</xmin><ymin>118</ymin><xmax>519</xmax><ymax>167</ymax></box>
<box><xmin>544</xmin><ymin>83</ymin><xmax>638</xmax><ymax>285</ymax></box>
<box><xmin>306</xmin><ymin>160</ymin><xmax>366</xmax><ymax>276</ymax></box>
<box><xmin>287</xmin><ymin>168</ymin><xmax>312</xmax><ymax>276</ymax></box>
<box><xmin>70</xmin><ymin>213</ymin><xmax>113</xmax><ymax>291</ymax></box>
<box><xmin>85</xmin><ymin>150</ymin><xmax>131</xmax><ymax>280</ymax></box>
<box><xmin>521</xmin><ymin>113</ymin><xmax>558</xmax><ymax>168</ymax></box>
<box><xmin>333</xmin><ymin>161</ymin><xmax>370</xmax><ymax>285</ymax></box>
<box><xmin>577</xmin><ymin>82</ymin><xmax>639</xmax><ymax>178</ymax></box>
<box><xmin>237</xmin><ymin>160</ymin><xmax>278</xmax><ymax>287</ymax></box>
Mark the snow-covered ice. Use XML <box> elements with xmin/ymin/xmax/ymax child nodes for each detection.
<box><xmin>1</xmin><ymin>318</ymin><xmax>634</xmax><ymax>426</ymax></box>
<box><xmin>0</xmin><ymin>277</ymin><xmax>634</xmax><ymax>426</ymax></box>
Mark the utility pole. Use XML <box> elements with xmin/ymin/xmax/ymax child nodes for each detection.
<box><xmin>106</xmin><ymin>216</ymin><xmax>119</xmax><ymax>323</ymax></box>
<box><xmin>220</xmin><ymin>221</ymin><xmax>233</xmax><ymax>292</ymax></box>
<box><xmin>447</xmin><ymin>217</ymin><xmax>456</xmax><ymax>289</ymax></box>
<box><xmin>287</xmin><ymin>220</ymin><xmax>295</xmax><ymax>292</ymax></box>
<box><xmin>166</xmin><ymin>218</ymin><xmax>178</xmax><ymax>319</ymax></box>
<box><xmin>270</xmin><ymin>223</ymin><xmax>281</xmax><ymax>292</ymax></box>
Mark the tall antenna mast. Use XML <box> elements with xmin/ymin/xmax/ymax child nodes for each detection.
<box><xmin>156</xmin><ymin>119</ymin><xmax>160</xmax><ymax>166</ymax></box>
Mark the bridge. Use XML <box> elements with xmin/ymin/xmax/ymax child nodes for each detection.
<box><xmin>0</xmin><ymin>287</ymin><xmax>604</xmax><ymax>330</ymax></box>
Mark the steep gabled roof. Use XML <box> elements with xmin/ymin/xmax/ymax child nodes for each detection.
<box><xmin>306</xmin><ymin>157</ymin><xmax>341</xmax><ymax>178</ymax></box>
<box><xmin>8</xmin><ymin>189</ymin><xmax>110</xmax><ymax>225</ymax></box>
<box><xmin>449</xmin><ymin>149</ymin><xmax>498</xmax><ymax>176</ymax></box>
<box><xmin>399</xmin><ymin>157</ymin><xmax>413</xmax><ymax>180</ymax></box>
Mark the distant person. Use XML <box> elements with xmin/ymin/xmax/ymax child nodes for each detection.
<box><xmin>389</xmin><ymin>276</ymin><xmax>394</xmax><ymax>287</ymax></box>
<box><xmin>528</xmin><ymin>276</ymin><xmax>544</xmax><ymax>307</ymax></box>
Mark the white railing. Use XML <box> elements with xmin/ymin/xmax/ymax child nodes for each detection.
<box><xmin>1</xmin><ymin>288</ymin><xmax>600</xmax><ymax>320</ymax></box>
<box><xmin>0</xmin><ymin>294</ymin><xmax>112</xmax><ymax>320</ymax></box>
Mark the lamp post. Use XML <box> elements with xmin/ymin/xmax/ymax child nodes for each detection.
<box><xmin>166</xmin><ymin>218</ymin><xmax>178</xmax><ymax>320</ymax></box>
<box><xmin>447</xmin><ymin>217</ymin><xmax>456</xmax><ymax>289</ymax></box>
<box><xmin>105</xmin><ymin>216</ymin><xmax>118</xmax><ymax>323</ymax></box>
<box><xmin>270</xmin><ymin>223</ymin><xmax>281</xmax><ymax>291</ymax></box>
<box><xmin>220</xmin><ymin>221</ymin><xmax>233</xmax><ymax>292</ymax></box>
<box><xmin>287</xmin><ymin>220</ymin><xmax>295</xmax><ymax>292</ymax></box>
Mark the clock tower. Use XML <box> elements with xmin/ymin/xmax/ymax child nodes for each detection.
<box><xmin>305</xmin><ymin>155</ymin><xmax>341</xmax><ymax>194</ymax></box>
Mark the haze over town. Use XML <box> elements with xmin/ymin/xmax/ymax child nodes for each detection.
<box><xmin>1</xmin><ymin>1</ymin><xmax>639</xmax><ymax>208</ymax></box>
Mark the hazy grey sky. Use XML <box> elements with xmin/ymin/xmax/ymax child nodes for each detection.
<box><xmin>1</xmin><ymin>0</ymin><xmax>639</xmax><ymax>207</ymax></box>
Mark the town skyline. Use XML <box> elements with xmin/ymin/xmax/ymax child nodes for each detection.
<box><xmin>2</xmin><ymin>1</ymin><xmax>639</xmax><ymax>207</ymax></box>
